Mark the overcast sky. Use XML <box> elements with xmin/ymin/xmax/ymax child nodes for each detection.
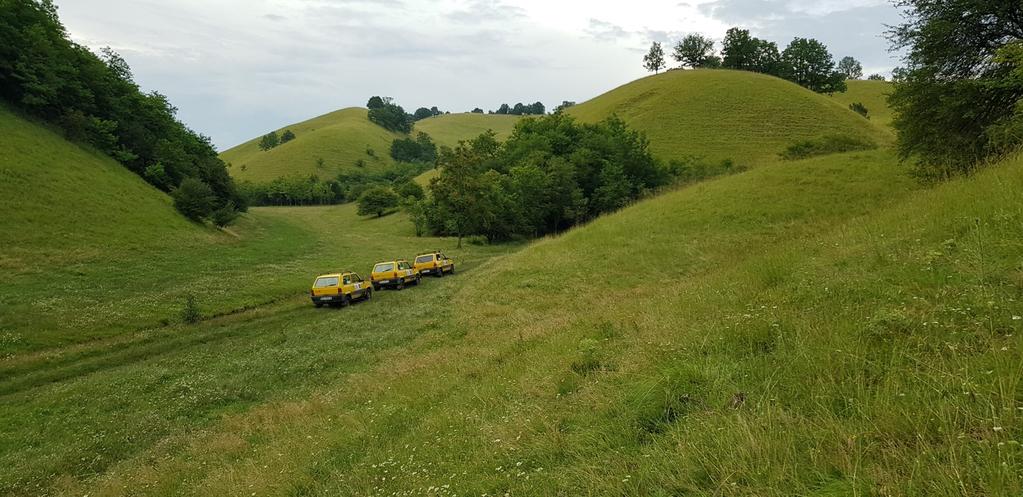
<box><xmin>53</xmin><ymin>0</ymin><xmax>905</xmax><ymax>150</ymax></box>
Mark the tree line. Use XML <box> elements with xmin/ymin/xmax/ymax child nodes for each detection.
<box><xmin>643</xmin><ymin>27</ymin><xmax>859</xmax><ymax>93</ymax></box>
<box><xmin>0</xmin><ymin>0</ymin><xmax>244</xmax><ymax>224</ymax></box>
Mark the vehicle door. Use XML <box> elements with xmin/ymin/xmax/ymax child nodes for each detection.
<box><xmin>341</xmin><ymin>274</ymin><xmax>354</xmax><ymax>297</ymax></box>
<box><xmin>351</xmin><ymin>273</ymin><xmax>366</xmax><ymax>296</ymax></box>
<box><xmin>399</xmin><ymin>261</ymin><xmax>414</xmax><ymax>278</ymax></box>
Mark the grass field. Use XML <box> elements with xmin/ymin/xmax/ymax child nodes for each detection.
<box><xmin>4</xmin><ymin>72</ymin><xmax>1023</xmax><ymax>496</ymax></box>
<box><xmin>828</xmin><ymin>79</ymin><xmax>896</xmax><ymax>129</ymax></box>
<box><xmin>414</xmin><ymin>112</ymin><xmax>521</xmax><ymax>148</ymax></box>
<box><xmin>568</xmin><ymin>69</ymin><xmax>892</xmax><ymax>166</ymax></box>
<box><xmin>219</xmin><ymin>108</ymin><xmax>403</xmax><ymax>183</ymax></box>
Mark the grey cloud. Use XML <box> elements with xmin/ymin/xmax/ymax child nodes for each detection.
<box><xmin>447</xmin><ymin>0</ymin><xmax>526</xmax><ymax>24</ymax></box>
<box><xmin>585</xmin><ymin>19</ymin><xmax>631</xmax><ymax>43</ymax></box>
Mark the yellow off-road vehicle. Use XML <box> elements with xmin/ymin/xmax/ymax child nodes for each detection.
<box><xmin>310</xmin><ymin>272</ymin><xmax>372</xmax><ymax>308</ymax></box>
<box><xmin>370</xmin><ymin>259</ymin><xmax>421</xmax><ymax>290</ymax></box>
<box><xmin>413</xmin><ymin>252</ymin><xmax>455</xmax><ymax>277</ymax></box>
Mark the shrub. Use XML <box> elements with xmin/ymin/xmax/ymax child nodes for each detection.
<box><xmin>357</xmin><ymin>186</ymin><xmax>399</xmax><ymax>217</ymax></box>
<box><xmin>180</xmin><ymin>294</ymin><xmax>201</xmax><ymax>324</ymax></box>
<box><xmin>849</xmin><ymin>102</ymin><xmax>870</xmax><ymax>118</ymax></box>
<box><xmin>258</xmin><ymin>131</ymin><xmax>279</xmax><ymax>151</ymax></box>
<box><xmin>367</xmin><ymin>103</ymin><xmax>412</xmax><ymax>133</ymax></box>
<box><xmin>395</xmin><ymin>180</ymin><xmax>424</xmax><ymax>200</ymax></box>
<box><xmin>780</xmin><ymin>134</ymin><xmax>876</xmax><ymax>160</ymax></box>
<box><xmin>210</xmin><ymin>202</ymin><xmax>239</xmax><ymax>227</ymax></box>
<box><xmin>172</xmin><ymin>178</ymin><xmax>215</xmax><ymax>221</ymax></box>
<box><xmin>280</xmin><ymin>129</ymin><xmax>296</xmax><ymax>144</ymax></box>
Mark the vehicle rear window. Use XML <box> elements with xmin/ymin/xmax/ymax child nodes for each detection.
<box><xmin>314</xmin><ymin>277</ymin><xmax>339</xmax><ymax>287</ymax></box>
<box><xmin>374</xmin><ymin>263</ymin><xmax>395</xmax><ymax>272</ymax></box>
<box><xmin>415</xmin><ymin>255</ymin><xmax>434</xmax><ymax>263</ymax></box>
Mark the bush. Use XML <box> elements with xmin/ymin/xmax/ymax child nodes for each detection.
<box><xmin>280</xmin><ymin>129</ymin><xmax>296</xmax><ymax>144</ymax></box>
<box><xmin>664</xmin><ymin>156</ymin><xmax>747</xmax><ymax>185</ymax></box>
<box><xmin>849</xmin><ymin>102</ymin><xmax>870</xmax><ymax>118</ymax></box>
<box><xmin>180</xmin><ymin>294</ymin><xmax>201</xmax><ymax>324</ymax></box>
<box><xmin>395</xmin><ymin>180</ymin><xmax>424</xmax><ymax>200</ymax></box>
<box><xmin>210</xmin><ymin>202</ymin><xmax>240</xmax><ymax>227</ymax></box>
<box><xmin>173</xmin><ymin>178</ymin><xmax>215</xmax><ymax>221</ymax></box>
<box><xmin>780</xmin><ymin>134</ymin><xmax>876</xmax><ymax>160</ymax></box>
<box><xmin>367</xmin><ymin>103</ymin><xmax>412</xmax><ymax>133</ymax></box>
<box><xmin>357</xmin><ymin>186</ymin><xmax>399</xmax><ymax>217</ymax></box>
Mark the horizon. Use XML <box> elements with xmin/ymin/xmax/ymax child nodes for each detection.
<box><xmin>53</xmin><ymin>0</ymin><xmax>905</xmax><ymax>150</ymax></box>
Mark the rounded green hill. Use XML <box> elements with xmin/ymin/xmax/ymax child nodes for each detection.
<box><xmin>567</xmin><ymin>69</ymin><xmax>893</xmax><ymax>166</ymax></box>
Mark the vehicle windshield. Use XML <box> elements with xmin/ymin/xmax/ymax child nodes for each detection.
<box><xmin>374</xmin><ymin>263</ymin><xmax>395</xmax><ymax>273</ymax></box>
<box><xmin>314</xmin><ymin>276</ymin><xmax>339</xmax><ymax>288</ymax></box>
<box><xmin>415</xmin><ymin>255</ymin><xmax>434</xmax><ymax>263</ymax></box>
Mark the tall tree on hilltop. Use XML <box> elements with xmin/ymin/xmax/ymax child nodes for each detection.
<box><xmin>780</xmin><ymin>38</ymin><xmax>847</xmax><ymax>93</ymax></box>
<box><xmin>888</xmin><ymin>0</ymin><xmax>1023</xmax><ymax>178</ymax></box>
<box><xmin>643</xmin><ymin>42</ymin><xmax>666</xmax><ymax>74</ymax></box>
<box><xmin>838</xmin><ymin>56</ymin><xmax>864</xmax><ymax>79</ymax></box>
<box><xmin>673</xmin><ymin>34</ymin><xmax>716</xmax><ymax>69</ymax></box>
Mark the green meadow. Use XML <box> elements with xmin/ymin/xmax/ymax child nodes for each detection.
<box><xmin>2</xmin><ymin>69</ymin><xmax>1022</xmax><ymax>497</ymax></box>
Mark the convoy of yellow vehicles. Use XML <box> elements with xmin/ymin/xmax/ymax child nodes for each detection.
<box><xmin>310</xmin><ymin>251</ymin><xmax>455</xmax><ymax>308</ymax></box>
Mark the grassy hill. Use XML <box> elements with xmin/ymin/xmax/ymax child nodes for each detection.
<box><xmin>5</xmin><ymin>70</ymin><xmax>1023</xmax><ymax>496</ymax></box>
<box><xmin>414</xmin><ymin>112</ymin><xmax>521</xmax><ymax>148</ymax></box>
<box><xmin>222</xmin><ymin>110</ymin><xmax>521</xmax><ymax>183</ymax></box>
<box><xmin>9</xmin><ymin>145</ymin><xmax>1023</xmax><ymax>495</ymax></box>
<box><xmin>220</xmin><ymin>108</ymin><xmax>403</xmax><ymax>183</ymax></box>
<box><xmin>568</xmin><ymin>69</ymin><xmax>892</xmax><ymax>166</ymax></box>
<box><xmin>0</xmin><ymin>105</ymin><xmax>208</xmax><ymax>271</ymax></box>
<box><xmin>828</xmin><ymin>79</ymin><xmax>896</xmax><ymax>128</ymax></box>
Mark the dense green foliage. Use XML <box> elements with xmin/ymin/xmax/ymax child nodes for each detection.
<box><xmin>238</xmin><ymin>160</ymin><xmax>432</xmax><ymax>207</ymax></box>
<box><xmin>672</xmin><ymin>34</ymin><xmax>720</xmax><ymax>69</ymax></box>
<box><xmin>426</xmin><ymin>114</ymin><xmax>666</xmax><ymax>243</ymax></box>
<box><xmin>838</xmin><ymin>56</ymin><xmax>863</xmax><ymax>79</ymax></box>
<box><xmin>889</xmin><ymin>0</ymin><xmax>1023</xmax><ymax>179</ymax></box>
<box><xmin>280</xmin><ymin>129</ymin><xmax>296</xmax><ymax>144</ymax></box>
<box><xmin>412</xmin><ymin>106</ymin><xmax>444</xmax><ymax>121</ymax></box>
<box><xmin>721</xmin><ymin>28</ymin><xmax>782</xmax><ymax>74</ymax></box>
<box><xmin>779</xmin><ymin>134</ymin><xmax>876</xmax><ymax>160</ymax></box>
<box><xmin>716</xmin><ymin>27</ymin><xmax>847</xmax><ymax>93</ymax></box>
<box><xmin>389</xmin><ymin>131</ymin><xmax>437</xmax><ymax>163</ymax></box>
<box><xmin>643</xmin><ymin>41</ymin><xmax>666</xmax><ymax>74</ymax></box>
<box><xmin>849</xmin><ymin>102</ymin><xmax>869</xmax><ymax>118</ymax></box>
<box><xmin>492</xmin><ymin>102</ymin><xmax>545</xmax><ymax>115</ymax></box>
<box><xmin>356</xmin><ymin>186</ymin><xmax>399</xmax><ymax>217</ymax></box>
<box><xmin>780</xmin><ymin>38</ymin><xmax>847</xmax><ymax>93</ymax></box>
<box><xmin>172</xmin><ymin>177</ymin><xmax>216</xmax><ymax>221</ymax></box>
<box><xmin>367</xmin><ymin>98</ymin><xmax>412</xmax><ymax>133</ymax></box>
<box><xmin>867</xmin><ymin>73</ymin><xmax>886</xmax><ymax>81</ymax></box>
<box><xmin>258</xmin><ymin>131</ymin><xmax>279</xmax><ymax>151</ymax></box>
<box><xmin>0</xmin><ymin>0</ymin><xmax>243</xmax><ymax>219</ymax></box>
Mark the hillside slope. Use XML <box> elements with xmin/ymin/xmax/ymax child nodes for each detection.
<box><xmin>220</xmin><ymin>108</ymin><xmax>403</xmax><ymax>183</ymax></box>
<box><xmin>0</xmin><ymin>105</ymin><xmax>205</xmax><ymax>271</ymax></box>
<box><xmin>74</xmin><ymin>148</ymin><xmax>1023</xmax><ymax>496</ymax></box>
<box><xmin>568</xmin><ymin>69</ymin><xmax>892</xmax><ymax>166</ymax></box>
<box><xmin>414</xmin><ymin>113</ymin><xmax>521</xmax><ymax>148</ymax></box>
<box><xmin>222</xmin><ymin>110</ymin><xmax>522</xmax><ymax>182</ymax></box>
<box><xmin>828</xmin><ymin>79</ymin><xmax>895</xmax><ymax>128</ymax></box>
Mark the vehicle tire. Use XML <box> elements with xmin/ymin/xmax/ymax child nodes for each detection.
<box><xmin>396</xmin><ymin>278</ymin><xmax>405</xmax><ymax>290</ymax></box>
<box><xmin>365</xmin><ymin>289</ymin><xmax>373</xmax><ymax>300</ymax></box>
<box><xmin>314</xmin><ymin>303</ymin><xmax>323</xmax><ymax>308</ymax></box>
<box><xmin>373</xmin><ymin>283</ymin><xmax>381</xmax><ymax>292</ymax></box>
<box><xmin>340</xmin><ymin>295</ymin><xmax>350</xmax><ymax>307</ymax></box>
<box><xmin>415</xmin><ymin>275</ymin><xmax>422</xmax><ymax>286</ymax></box>
<box><xmin>436</xmin><ymin>267</ymin><xmax>444</xmax><ymax>278</ymax></box>
<box><xmin>449</xmin><ymin>265</ymin><xmax>455</xmax><ymax>274</ymax></box>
